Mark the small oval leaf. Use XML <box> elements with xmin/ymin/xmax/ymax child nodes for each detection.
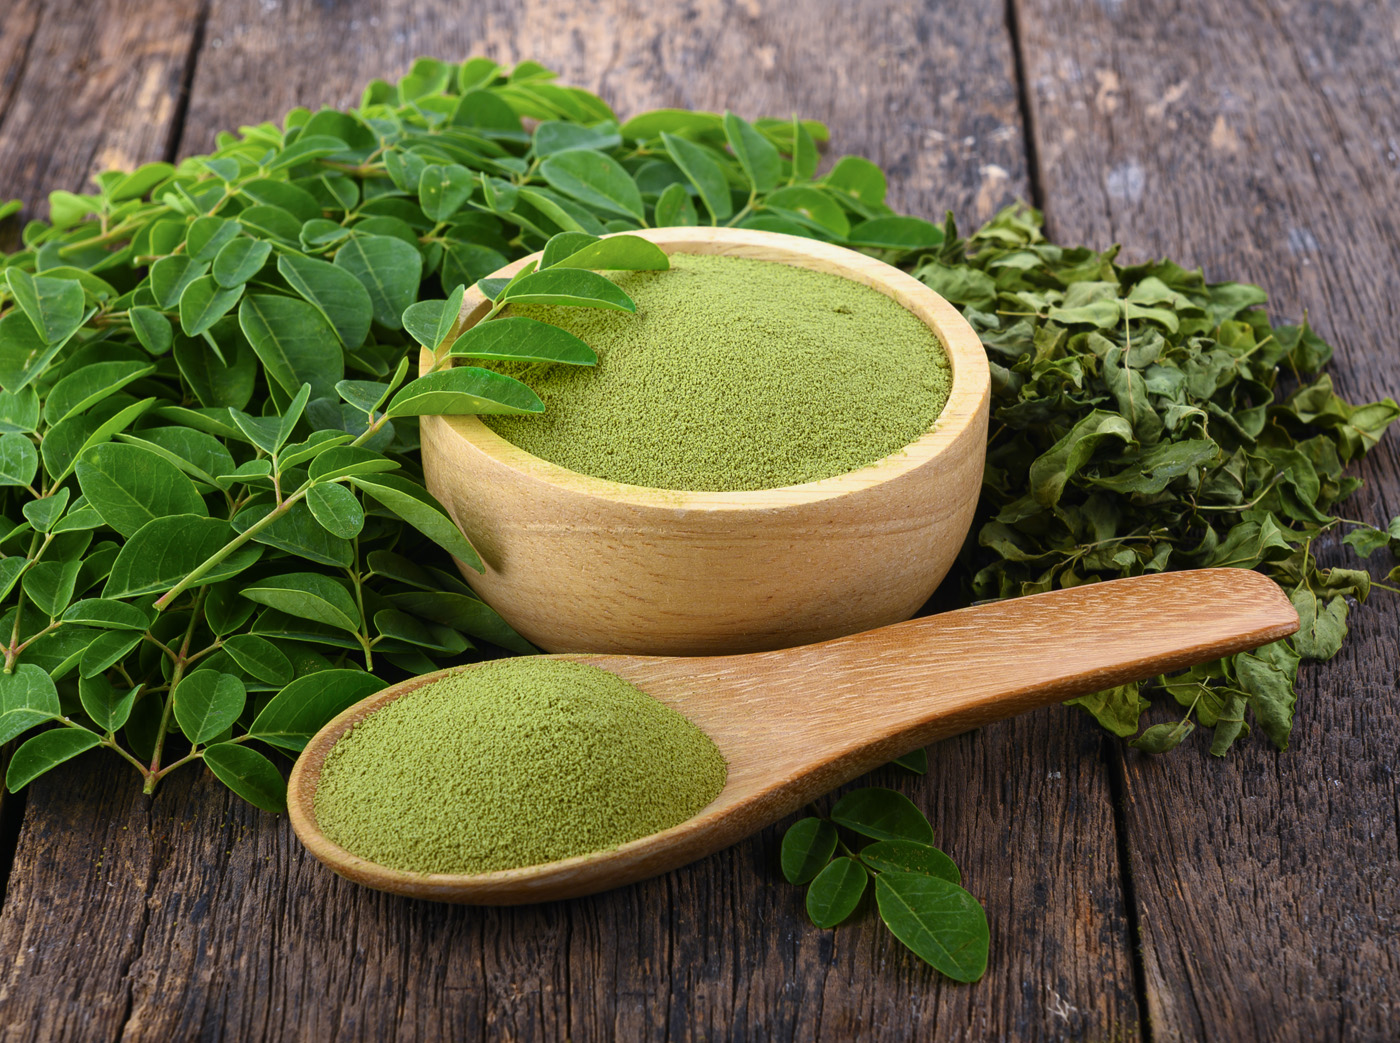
<box><xmin>781</xmin><ymin>817</ymin><xmax>839</xmax><ymax>885</ymax></box>
<box><xmin>805</xmin><ymin>857</ymin><xmax>868</xmax><ymax>929</ymax></box>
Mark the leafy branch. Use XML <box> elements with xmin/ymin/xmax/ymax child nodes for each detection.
<box><xmin>782</xmin><ymin>787</ymin><xmax>989</xmax><ymax>984</ymax></box>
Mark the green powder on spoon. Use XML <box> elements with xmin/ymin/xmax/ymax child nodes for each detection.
<box><xmin>313</xmin><ymin>658</ymin><xmax>727</xmax><ymax>875</ymax></box>
<box><xmin>484</xmin><ymin>252</ymin><xmax>952</xmax><ymax>491</ymax></box>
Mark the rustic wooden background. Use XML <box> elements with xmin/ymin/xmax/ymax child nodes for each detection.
<box><xmin>1</xmin><ymin>0</ymin><xmax>1397</xmax><ymax>1039</ymax></box>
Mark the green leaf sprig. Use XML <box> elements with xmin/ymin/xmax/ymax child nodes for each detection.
<box><xmin>782</xmin><ymin>787</ymin><xmax>989</xmax><ymax>984</ymax></box>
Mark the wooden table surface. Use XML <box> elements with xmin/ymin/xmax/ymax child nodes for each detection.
<box><xmin>1</xmin><ymin>1</ymin><xmax>1397</xmax><ymax>1039</ymax></box>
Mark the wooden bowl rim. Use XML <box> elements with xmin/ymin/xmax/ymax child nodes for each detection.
<box><xmin>421</xmin><ymin>226</ymin><xmax>989</xmax><ymax>511</ymax></box>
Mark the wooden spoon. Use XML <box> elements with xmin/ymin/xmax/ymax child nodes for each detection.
<box><xmin>288</xmin><ymin>568</ymin><xmax>1297</xmax><ymax>904</ymax></box>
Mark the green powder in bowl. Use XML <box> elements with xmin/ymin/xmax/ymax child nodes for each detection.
<box><xmin>483</xmin><ymin>252</ymin><xmax>952</xmax><ymax>491</ymax></box>
<box><xmin>312</xmin><ymin>659</ymin><xmax>727</xmax><ymax>875</ymax></box>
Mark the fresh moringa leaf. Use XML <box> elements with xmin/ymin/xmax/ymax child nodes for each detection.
<box><xmin>0</xmin><ymin>309</ymin><xmax>79</xmax><ymax>393</ymax></box>
<box><xmin>240</xmin><ymin>572</ymin><xmax>362</xmax><ymax>633</ymax></box>
<box><xmin>231</xmin><ymin>499</ymin><xmax>353</xmax><ymax>567</ymax></box>
<box><xmin>859</xmin><ymin>840</ymin><xmax>960</xmax><ymax>884</ymax></box>
<box><xmin>0</xmin><ymin>663</ymin><xmax>61</xmax><ymax>716</ymax></box>
<box><xmin>418</xmin><ymin>163</ymin><xmax>475</xmax><ymax>223</ymax></box>
<box><xmin>334</xmin><ymin>234</ymin><xmax>422</xmax><ymax>329</ymax></box>
<box><xmin>221</xmin><ymin>634</ymin><xmax>295</xmax><ymax>685</ymax></box>
<box><xmin>78</xmin><ymin>674</ymin><xmax>139</xmax><ymax>734</ymax></box>
<box><xmin>723</xmin><ymin>111</ymin><xmax>781</xmax><ymax>194</ymax></box>
<box><xmin>0</xmin><ymin>432</ymin><xmax>38</xmax><ymax>488</ymax></box>
<box><xmin>174</xmin><ymin>335</ymin><xmax>257</xmax><ymax>410</ymax></box>
<box><xmin>805</xmin><ymin>857</ymin><xmax>868</xmax><ymax>928</ymax></box>
<box><xmin>247</xmin><ymin>669</ymin><xmax>385</xmax><ymax>751</ymax></box>
<box><xmin>238</xmin><ymin>293</ymin><xmax>344</xmax><ymax>399</ymax></box>
<box><xmin>892</xmin><ymin>748</ymin><xmax>928</xmax><ymax>775</ymax></box>
<box><xmin>384</xmin><ymin>366</ymin><xmax>544</xmax><ymax>417</ymax></box>
<box><xmin>22</xmin><ymin>558</ymin><xmax>82</xmax><ymax>618</ymax></box>
<box><xmin>874</xmin><ymin>872</ymin><xmax>989</xmax><ymax>983</ymax></box>
<box><xmin>63</xmin><ymin>598</ymin><xmax>154</xmax><ymax>631</ymax></box>
<box><xmin>306</xmin><ymin>481</ymin><xmax>365</xmax><ymax>539</ymax></box>
<box><xmin>543</xmin><ymin>234</ymin><xmax>670</xmax><ymax>273</ymax></box>
<box><xmin>6</xmin><ymin>727</ymin><xmax>103</xmax><ymax>792</ymax></box>
<box><xmin>76</xmin><ymin>441</ymin><xmax>208</xmax><ymax>537</ymax></box>
<box><xmin>201</xmin><ymin>743</ymin><xmax>287</xmax><ymax>813</ymax></box>
<box><xmin>387</xmin><ymin>591</ymin><xmax>533</xmax><ymax>653</ymax></box>
<box><xmin>277</xmin><ymin>253</ymin><xmax>375</xmax><ymax>351</ymax></box>
<box><xmin>830</xmin><ymin>787</ymin><xmax>935</xmax><ymax>844</ymax></box>
<box><xmin>447</xmin><ymin>316</ymin><xmax>596</xmax><ymax>366</ymax></box>
<box><xmin>349</xmin><ymin>472</ymin><xmax>483</xmax><ymax>571</ymax></box>
<box><xmin>780</xmin><ymin>817</ymin><xmax>839</xmax><ymax>885</ymax></box>
<box><xmin>539</xmin><ymin>151</ymin><xmax>645</xmax><ymax>221</ymax></box>
<box><xmin>5</xmin><ymin>269</ymin><xmax>86</xmax><ymax>345</ymax></box>
<box><xmin>44</xmin><ymin>360</ymin><xmax>156</xmax><ymax>426</ymax></box>
<box><xmin>173</xmin><ymin>670</ymin><xmax>247</xmax><ymax>745</ymax></box>
<box><xmin>211</xmin><ymin>237</ymin><xmax>272</xmax><ymax>288</ymax></box>
<box><xmin>539</xmin><ymin>231</ymin><xmax>600</xmax><ymax>269</ymax></box>
<box><xmin>498</xmin><ymin>267</ymin><xmax>636</xmax><ymax>311</ymax></box>
<box><xmin>660</xmin><ymin>132</ymin><xmax>733</xmax><ymax>221</ymax></box>
<box><xmin>653</xmin><ymin>183</ymin><xmax>697</xmax><ymax>227</ymax></box>
<box><xmin>103</xmin><ymin>514</ymin><xmax>261</xmax><ymax>598</ymax></box>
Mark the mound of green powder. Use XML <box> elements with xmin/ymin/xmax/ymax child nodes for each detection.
<box><xmin>483</xmin><ymin>252</ymin><xmax>952</xmax><ymax>491</ymax></box>
<box><xmin>313</xmin><ymin>659</ymin><xmax>727</xmax><ymax>875</ymax></box>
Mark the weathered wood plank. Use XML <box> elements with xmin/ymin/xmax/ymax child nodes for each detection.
<box><xmin>181</xmin><ymin>0</ymin><xmax>1025</xmax><ymax>223</ymax></box>
<box><xmin>0</xmin><ymin>0</ymin><xmax>201</xmax><ymax>216</ymax></box>
<box><xmin>0</xmin><ymin>6</ymin><xmax>200</xmax><ymax>1031</ymax></box>
<box><xmin>0</xmin><ymin>0</ymin><xmax>1144</xmax><ymax>1039</ymax></box>
<box><xmin>0</xmin><ymin>0</ymin><xmax>42</xmax><ymax>139</ymax></box>
<box><xmin>1016</xmin><ymin>0</ymin><xmax>1400</xmax><ymax>1038</ymax></box>
<box><xmin>0</xmin><ymin>761</ymin><xmax>156</xmax><ymax>1043</ymax></box>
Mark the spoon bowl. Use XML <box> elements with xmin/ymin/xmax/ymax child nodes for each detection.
<box><xmin>288</xmin><ymin>569</ymin><xmax>1297</xmax><ymax>904</ymax></box>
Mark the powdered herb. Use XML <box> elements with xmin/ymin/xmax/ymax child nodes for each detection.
<box><xmin>314</xmin><ymin>658</ymin><xmax>727</xmax><ymax>874</ymax></box>
<box><xmin>484</xmin><ymin>253</ymin><xmax>952</xmax><ymax>491</ymax></box>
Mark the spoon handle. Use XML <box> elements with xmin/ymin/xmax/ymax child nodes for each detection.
<box><xmin>740</xmin><ymin>569</ymin><xmax>1298</xmax><ymax>778</ymax></box>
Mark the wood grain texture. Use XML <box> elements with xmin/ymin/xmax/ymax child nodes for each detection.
<box><xmin>424</xmin><ymin>227</ymin><xmax>990</xmax><ymax>655</ymax></box>
<box><xmin>0</xmin><ymin>0</ymin><xmax>201</xmax><ymax>219</ymax></box>
<box><xmin>4</xmin><ymin>733</ymin><xmax>1138</xmax><ymax>1043</ymax></box>
<box><xmin>0</xmin><ymin>758</ymin><xmax>156</xmax><ymax>1043</ymax></box>
<box><xmin>0</xmin><ymin>1</ymin><xmax>1150</xmax><ymax>1040</ymax></box>
<box><xmin>1016</xmin><ymin>0</ymin><xmax>1400</xmax><ymax>1038</ymax></box>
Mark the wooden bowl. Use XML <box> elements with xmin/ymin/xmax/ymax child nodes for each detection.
<box><xmin>419</xmin><ymin>227</ymin><xmax>989</xmax><ymax>656</ymax></box>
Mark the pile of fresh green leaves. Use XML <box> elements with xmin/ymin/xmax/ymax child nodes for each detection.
<box><xmin>0</xmin><ymin>56</ymin><xmax>950</xmax><ymax>811</ymax></box>
<box><xmin>916</xmin><ymin>206</ymin><xmax>1399</xmax><ymax>754</ymax></box>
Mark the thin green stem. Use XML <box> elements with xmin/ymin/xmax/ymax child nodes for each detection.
<box><xmin>145</xmin><ymin>589</ymin><xmax>206</xmax><ymax>791</ymax></box>
<box><xmin>348</xmin><ymin>414</ymin><xmax>391</xmax><ymax>449</ymax></box>
<box><xmin>3</xmin><ymin>531</ymin><xmax>43</xmax><ymax>673</ymax></box>
<box><xmin>12</xmin><ymin>619</ymin><xmax>62</xmax><ymax>657</ymax></box>
<box><xmin>101</xmin><ymin>735</ymin><xmax>154</xmax><ymax>781</ymax></box>
<box><xmin>56</xmin><ymin>217</ymin><xmax>144</xmax><ymax>256</ymax></box>
<box><xmin>142</xmin><ymin>632</ymin><xmax>180</xmax><ymax>663</ymax></box>
<box><xmin>725</xmin><ymin>189</ymin><xmax>759</xmax><ymax>228</ymax></box>
<box><xmin>152</xmin><ymin>485</ymin><xmax>311</xmax><ymax>611</ymax></box>
<box><xmin>150</xmin><ymin>747</ymin><xmax>203</xmax><ymax>783</ymax></box>
<box><xmin>347</xmin><ymin>538</ymin><xmax>373</xmax><ymax>672</ymax></box>
<box><xmin>1193</xmin><ymin>473</ymin><xmax>1285</xmax><ymax>513</ymax></box>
